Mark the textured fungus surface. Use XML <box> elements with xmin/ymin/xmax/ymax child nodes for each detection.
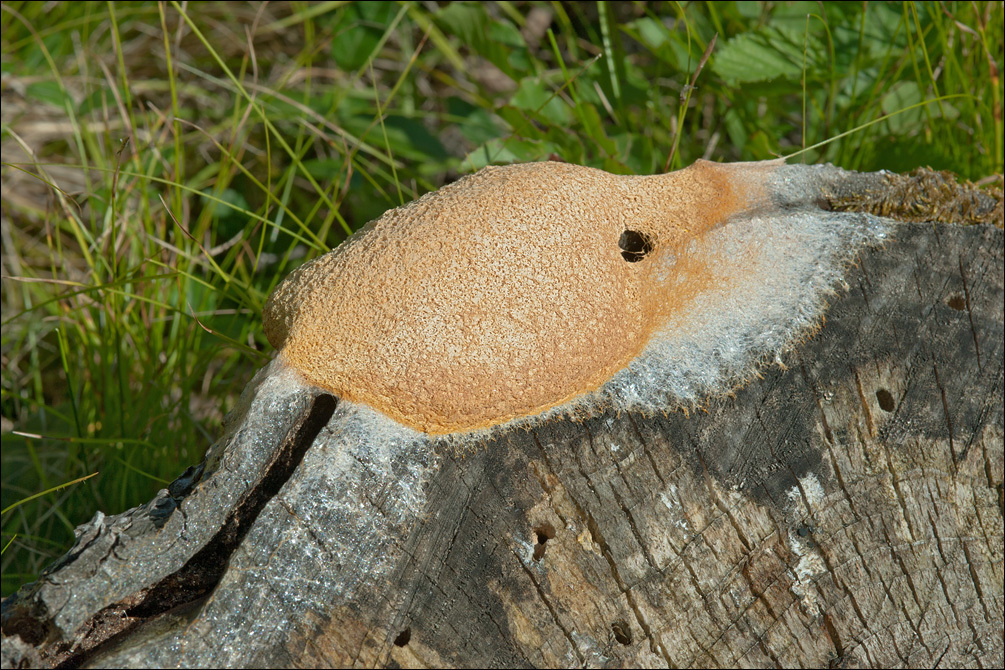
<box><xmin>264</xmin><ymin>159</ymin><xmax>889</xmax><ymax>435</ymax></box>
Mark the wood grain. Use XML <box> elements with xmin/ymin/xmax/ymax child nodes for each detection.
<box><xmin>2</xmin><ymin>219</ymin><xmax>1001</xmax><ymax>669</ymax></box>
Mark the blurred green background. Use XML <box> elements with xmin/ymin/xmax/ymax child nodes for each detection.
<box><xmin>1</xmin><ymin>1</ymin><xmax>1002</xmax><ymax>596</ymax></box>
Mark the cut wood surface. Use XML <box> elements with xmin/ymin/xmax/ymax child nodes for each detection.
<box><xmin>2</xmin><ymin>175</ymin><xmax>1003</xmax><ymax>669</ymax></box>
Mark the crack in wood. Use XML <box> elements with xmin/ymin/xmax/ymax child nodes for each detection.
<box><xmin>3</xmin><ymin>222</ymin><xmax>1000</xmax><ymax>668</ymax></box>
<box><xmin>18</xmin><ymin>393</ymin><xmax>338</xmax><ymax>669</ymax></box>
<box><xmin>958</xmin><ymin>254</ymin><xmax>984</xmax><ymax>372</ymax></box>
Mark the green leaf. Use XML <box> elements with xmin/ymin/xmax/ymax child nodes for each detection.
<box><xmin>487</xmin><ymin>20</ymin><xmax>525</xmax><ymax>48</ymax></box>
<box><xmin>200</xmin><ymin>187</ymin><xmax>248</xmax><ymax>222</ymax></box>
<box><xmin>25</xmin><ymin>80</ymin><xmax>66</xmax><ymax>107</ymax></box>
<box><xmin>712</xmin><ymin>27</ymin><xmax>811</xmax><ymax>85</ymax></box>
<box><xmin>435</xmin><ymin>2</ymin><xmax>524</xmax><ymax>78</ymax></box>
<box><xmin>575</xmin><ymin>103</ymin><xmax>617</xmax><ymax>155</ymax></box>
<box><xmin>463</xmin><ymin>138</ymin><xmax>562</xmax><ymax>169</ymax></box>
<box><xmin>380</xmin><ymin>115</ymin><xmax>449</xmax><ymax>164</ymax></box>
<box><xmin>724</xmin><ymin>108</ymin><xmax>748</xmax><ymax>153</ymax></box>
<box><xmin>736</xmin><ymin>2</ymin><xmax>762</xmax><ymax>19</ymax></box>
<box><xmin>447</xmin><ymin>97</ymin><xmax>502</xmax><ymax>145</ymax></box>
<box><xmin>330</xmin><ymin>4</ymin><xmax>390</xmax><ymax>71</ymax></box>
<box><xmin>631</xmin><ymin>17</ymin><xmax>669</xmax><ymax>50</ymax></box>
<box><xmin>880</xmin><ymin>82</ymin><xmax>959</xmax><ymax>134</ymax></box>
<box><xmin>509</xmin><ymin>78</ymin><xmax>572</xmax><ymax>126</ymax></box>
<box><xmin>746</xmin><ymin>130</ymin><xmax>778</xmax><ymax>160</ymax></box>
<box><xmin>435</xmin><ymin>3</ymin><xmax>488</xmax><ymax>49</ymax></box>
<box><xmin>495</xmin><ymin>106</ymin><xmax>543</xmax><ymax>139</ymax></box>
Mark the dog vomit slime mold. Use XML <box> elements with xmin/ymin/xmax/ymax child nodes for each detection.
<box><xmin>264</xmin><ymin>159</ymin><xmax>888</xmax><ymax>437</ymax></box>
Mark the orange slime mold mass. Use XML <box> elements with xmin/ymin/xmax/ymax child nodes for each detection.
<box><xmin>264</xmin><ymin>160</ymin><xmax>782</xmax><ymax>434</ymax></box>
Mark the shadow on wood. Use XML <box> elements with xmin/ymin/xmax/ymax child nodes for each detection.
<box><xmin>2</xmin><ymin>172</ymin><xmax>1003</xmax><ymax>668</ymax></box>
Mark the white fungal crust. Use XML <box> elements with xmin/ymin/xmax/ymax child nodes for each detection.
<box><xmin>263</xmin><ymin>160</ymin><xmax>888</xmax><ymax>438</ymax></box>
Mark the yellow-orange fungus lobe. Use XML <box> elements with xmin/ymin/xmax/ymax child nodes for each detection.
<box><xmin>264</xmin><ymin>159</ymin><xmax>888</xmax><ymax>437</ymax></box>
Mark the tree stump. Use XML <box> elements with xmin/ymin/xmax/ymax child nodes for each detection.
<box><xmin>2</xmin><ymin>171</ymin><xmax>1002</xmax><ymax>669</ymax></box>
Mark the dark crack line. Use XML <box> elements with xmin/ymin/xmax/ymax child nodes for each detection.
<box><xmin>627</xmin><ymin>414</ymin><xmax>670</xmax><ymax>490</ymax></box>
<box><xmin>958</xmin><ymin>254</ymin><xmax>984</xmax><ymax>372</ymax></box>
<box><xmin>852</xmin><ymin>369</ymin><xmax>877</xmax><ymax>438</ymax></box>
<box><xmin>584</xmin><ymin>512</ymin><xmax>675</xmax><ymax>668</ymax></box>
<box><xmin>38</xmin><ymin>393</ymin><xmax>338</xmax><ymax>669</ymax></box>
<box><xmin>930</xmin><ymin>361</ymin><xmax>957</xmax><ymax>467</ymax></box>
<box><xmin>532</xmin><ymin>428</ymin><xmax>673</xmax><ymax>667</ymax></box>
<box><xmin>513</xmin><ymin>550</ymin><xmax>586</xmax><ymax>666</ymax></box>
<box><xmin>960</xmin><ymin>541</ymin><xmax>994</xmax><ymax>623</ymax></box>
<box><xmin>609</xmin><ymin>464</ymin><xmax>661</xmax><ymax>571</ymax></box>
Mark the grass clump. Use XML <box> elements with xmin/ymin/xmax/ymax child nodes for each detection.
<box><xmin>2</xmin><ymin>1</ymin><xmax>1002</xmax><ymax>596</ymax></box>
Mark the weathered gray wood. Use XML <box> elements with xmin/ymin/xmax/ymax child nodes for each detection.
<box><xmin>1</xmin><ymin>363</ymin><xmax>328</xmax><ymax>665</ymax></box>
<box><xmin>2</xmin><ymin>180</ymin><xmax>1002</xmax><ymax>668</ymax></box>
